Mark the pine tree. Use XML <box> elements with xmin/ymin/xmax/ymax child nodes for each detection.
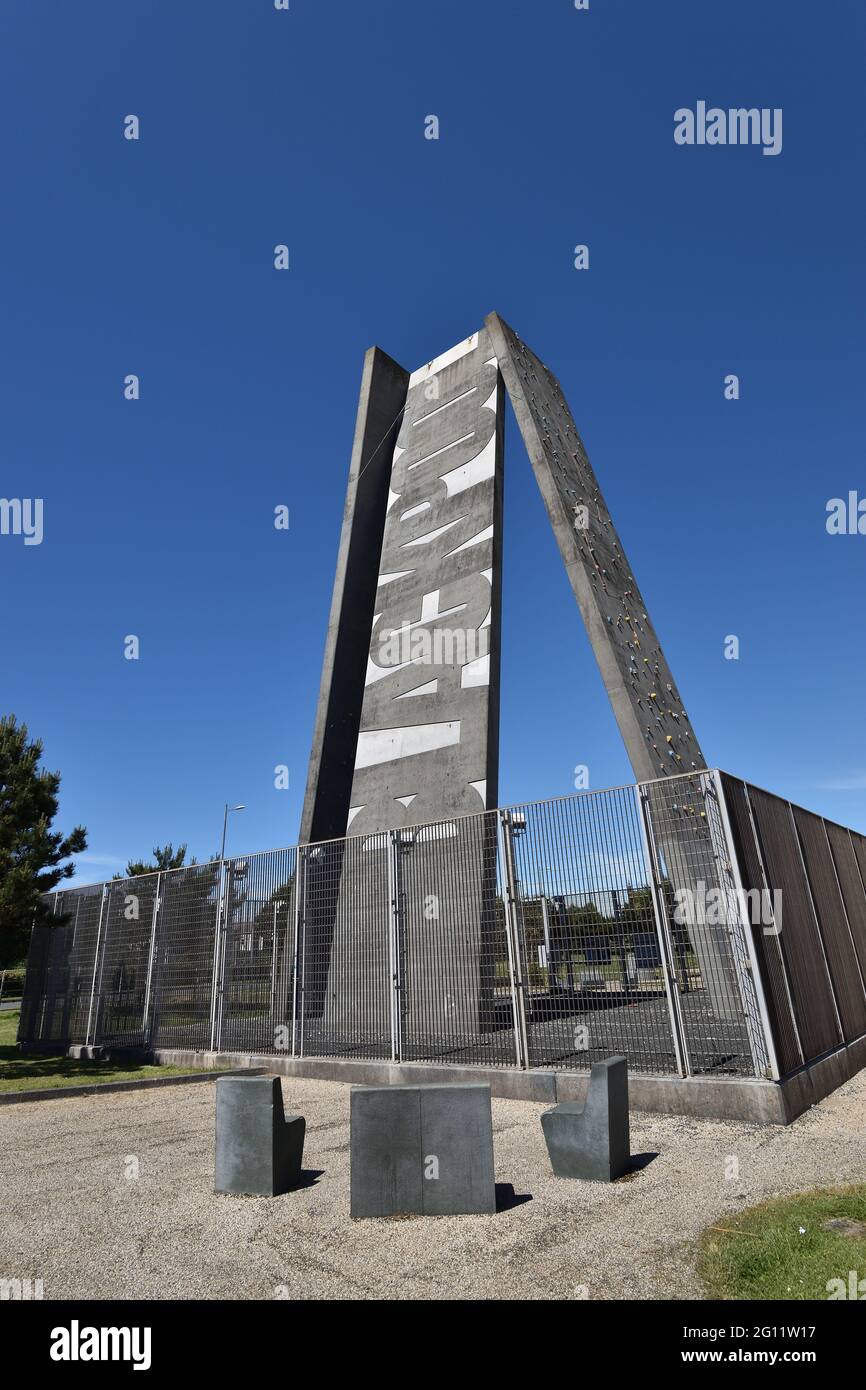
<box><xmin>123</xmin><ymin>843</ymin><xmax>195</xmax><ymax>878</ymax></box>
<box><xmin>0</xmin><ymin>715</ymin><xmax>87</xmax><ymax>966</ymax></box>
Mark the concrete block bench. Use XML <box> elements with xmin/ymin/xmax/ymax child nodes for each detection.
<box><xmin>541</xmin><ymin>1056</ymin><xmax>630</xmax><ymax>1182</ymax></box>
<box><xmin>350</xmin><ymin>1082</ymin><xmax>496</xmax><ymax>1218</ymax></box>
<box><xmin>215</xmin><ymin>1075</ymin><xmax>305</xmax><ymax>1197</ymax></box>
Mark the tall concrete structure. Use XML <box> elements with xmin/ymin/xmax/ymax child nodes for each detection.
<box><xmin>299</xmin><ymin>316</ymin><xmax>736</xmax><ymax>1037</ymax></box>
<box><xmin>301</xmin><ymin>330</ymin><xmax>504</xmax><ymax>843</ymax></box>
<box><xmin>299</xmin><ymin>329</ymin><xmax>505</xmax><ymax>1045</ymax></box>
<box><xmin>302</xmin><ymin>315</ymin><xmax>706</xmax><ymax>842</ymax></box>
<box><xmin>346</xmin><ymin>328</ymin><xmax>504</xmax><ymax>836</ymax></box>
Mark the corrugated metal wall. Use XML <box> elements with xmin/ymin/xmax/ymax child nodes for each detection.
<box><xmin>720</xmin><ymin>775</ymin><xmax>802</xmax><ymax>1076</ymax></box>
<box><xmin>792</xmin><ymin>807</ymin><xmax>866</xmax><ymax>1043</ymax></box>
<box><xmin>721</xmin><ymin>773</ymin><xmax>866</xmax><ymax>1076</ymax></box>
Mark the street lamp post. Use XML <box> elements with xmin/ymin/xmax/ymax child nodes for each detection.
<box><xmin>220</xmin><ymin>803</ymin><xmax>246</xmax><ymax>863</ymax></box>
<box><xmin>211</xmin><ymin>802</ymin><xmax>246</xmax><ymax>1054</ymax></box>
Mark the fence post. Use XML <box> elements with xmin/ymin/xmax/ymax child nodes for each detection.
<box><xmin>387</xmin><ymin>830</ymin><xmax>404</xmax><ymax>1063</ymax></box>
<box><xmin>141</xmin><ymin>872</ymin><xmax>162</xmax><ymax>1048</ymax></box>
<box><xmin>708</xmin><ymin>771</ymin><xmax>779</xmax><ymax>1080</ymax></box>
<box><xmin>291</xmin><ymin>848</ymin><xmax>305</xmax><ymax>1058</ymax></box>
<box><xmin>269</xmin><ymin>902</ymin><xmax>278</xmax><ymax>1029</ymax></box>
<box><xmin>497</xmin><ymin>809</ymin><xmax>528</xmax><ymax>1069</ymax></box>
<box><xmin>215</xmin><ymin>864</ymin><xmax>234</xmax><ymax>1055</ymax></box>
<box><xmin>634</xmin><ymin>785</ymin><xmax>689</xmax><ymax>1077</ymax></box>
<box><xmin>85</xmin><ymin>884</ymin><xmax>109</xmax><ymax>1048</ymax></box>
<box><xmin>209</xmin><ymin>862</ymin><xmax>227</xmax><ymax>1054</ymax></box>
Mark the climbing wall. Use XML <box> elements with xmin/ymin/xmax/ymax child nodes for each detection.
<box><xmin>487</xmin><ymin>312</ymin><xmax>706</xmax><ymax>786</ymax></box>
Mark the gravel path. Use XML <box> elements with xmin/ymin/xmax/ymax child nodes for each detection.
<box><xmin>1</xmin><ymin>1069</ymin><xmax>864</xmax><ymax>1300</ymax></box>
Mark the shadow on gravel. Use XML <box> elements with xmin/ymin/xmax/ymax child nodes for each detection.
<box><xmin>293</xmin><ymin>1169</ymin><xmax>325</xmax><ymax>1190</ymax></box>
<box><xmin>495</xmin><ymin>1183</ymin><xmax>533</xmax><ymax>1212</ymax></box>
<box><xmin>614</xmin><ymin>1151</ymin><xmax>659</xmax><ymax>1182</ymax></box>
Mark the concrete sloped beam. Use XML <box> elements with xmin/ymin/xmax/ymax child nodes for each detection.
<box><xmin>486</xmin><ymin>311</ymin><xmax>706</xmax><ymax>786</ymax></box>
<box><xmin>300</xmin><ymin>347</ymin><xmax>410</xmax><ymax>846</ymax></box>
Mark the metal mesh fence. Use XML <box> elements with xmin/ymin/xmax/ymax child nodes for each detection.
<box><xmin>502</xmin><ymin>788</ymin><xmax>678</xmax><ymax>1073</ymax></box>
<box><xmin>218</xmin><ymin>847</ymin><xmax>297</xmax><ymax>1057</ymax></box>
<box><xmin>19</xmin><ymin>772</ymin><xmax>813</xmax><ymax>1080</ymax></box>
<box><xmin>93</xmin><ymin>874</ymin><xmax>159</xmax><ymax>1048</ymax></box>
<box><xmin>640</xmin><ymin>773</ymin><xmax>763</xmax><ymax>1076</ymax></box>
<box><xmin>396</xmin><ymin>812</ymin><xmax>516</xmax><ymax>1068</ymax></box>
<box><xmin>20</xmin><ymin>885</ymin><xmax>105</xmax><ymax>1046</ymax></box>
<box><xmin>149</xmin><ymin>862</ymin><xmax>221</xmax><ymax>1051</ymax></box>
<box><xmin>297</xmin><ymin>834</ymin><xmax>391</xmax><ymax>1060</ymax></box>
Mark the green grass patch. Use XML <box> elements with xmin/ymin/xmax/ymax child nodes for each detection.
<box><xmin>699</xmin><ymin>1186</ymin><xmax>866</xmax><ymax>1301</ymax></box>
<box><xmin>0</xmin><ymin>1009</ymin><xmax>215</xmax><ymax>1094</ymax></box>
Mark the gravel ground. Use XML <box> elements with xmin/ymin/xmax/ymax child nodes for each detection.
<box><xmin>1</xmin><ymin>1069</ymin><xmax>864</xmax><ymax>1301</ymax></box>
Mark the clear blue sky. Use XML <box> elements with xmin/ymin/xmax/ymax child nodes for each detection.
<box><xmin>1</xmin><ymin>0</ymin><xmax>864</xmax><ymax>882</ymax></box>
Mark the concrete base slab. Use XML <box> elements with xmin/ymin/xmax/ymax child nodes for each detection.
<box><xmin>145</xmin><ymin>1033</ymin><xmax>866</xmax><ymax>1126</ymax></box>
<box><xmin>66</xmin><ymin>1045</ymin><xmax>105</xmax><ymax>1061</ymax></box>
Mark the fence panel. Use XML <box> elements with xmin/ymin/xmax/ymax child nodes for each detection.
<box><xmin>17</xmin><ymin>922</ymin><xmax>53</xmax><ymax>1045</ymax></box>
<box><xmin>92</xmin><ymin>874</ymin><xmax>159</xmax><ymax>1048</ymax></box>
<box><xmin>641</xmin><ymin>775</ymin><xmax>759</xmax><ymax>1076</ymax></box>
<box><xmin>396</xmin><ymin>810</ymin><xmax>518</xmax><ymax>1067</ymax></box>
<box><xmin>48</xmin><ymin>886</ymin><xmax>105</xmax><ymax>1045</ymax></box>
<box><xmin>149</xmin><ymin>862</ymin><xmax>221</xmax><ymax>1051</ymax></box>
<box><xmin>502</xmin><ymin>787</ymin><xmax>679</xmax><ymax>1075</ymax></box>
<box><xmin>296</xmin><ymin>832</ymin><xmax>391</xmax><ymax>1059</ymax></box>
<box><xmin>217</xmin><ymin>847</ymin><xmax>297</xmax><ymax>1055</ymax></box>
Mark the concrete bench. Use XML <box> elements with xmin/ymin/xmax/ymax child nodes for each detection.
<box><xmin>350</xmin><ymin>1082</ymin><xmax>496</xmax><ymax>1218</ymax></box>
<box><xmin>541</xmin><ymin>1056</ymin><xmax>630</xmax><ymax>1182</ymax></box>
<box><xmin>215</xmin><ymin>1075</ymin><xmax>305</xmax><ymax>1197</ymax></box>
